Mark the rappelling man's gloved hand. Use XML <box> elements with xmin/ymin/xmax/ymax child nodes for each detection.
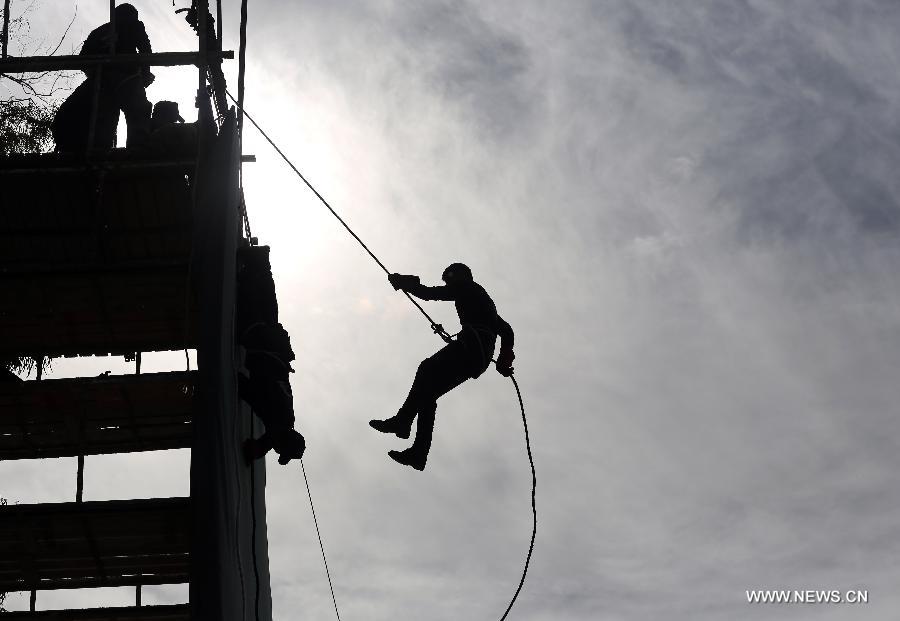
<box><xmin>496</xmin><ymin>348</ymin><xmax>515</xmax><ymax>377</ymax></box>
<box><xmin>388</xmin><ymin>273</ymin><xmax>420</xmax><ymax>292</ymax></box>
<box><xmin>276</xmin><ymin>430</ymin><xmax>306</xmax><ymax>465</ymax></box>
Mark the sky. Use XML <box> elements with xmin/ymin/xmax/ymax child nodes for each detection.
<box><xmin>3</xmin><ymin>0</ymin><xmax>900</xmax><ymax>619</ymax></box>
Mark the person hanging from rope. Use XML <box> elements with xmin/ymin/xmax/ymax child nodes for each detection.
<box><xmin>53</xmin><ymin>3</ymin><xmax>154</xmax><ymax>152</ymax></box>
<box><xmin>236</xmin><ymin>247</ymin><xmax>306</xmax><ymax>466</ymax></box>
<box><xmin>240</xmin><ymin>322</ymin><xmax>307</xmax><ymax>465</ymax></box>
<box><xmin>369</xmin><ymin>263</ymin><xmax>515</xmax><ymax>471</ymax></box>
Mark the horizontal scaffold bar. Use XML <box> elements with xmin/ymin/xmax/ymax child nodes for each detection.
<box><xmin>0</xmin><ymin>604</ymin><xmax>189</xmax><ymax>621</ymax></box>
<box><xmin>0</xmin><ymin>50</ymin><xmax>234</xmax><ymax>73</ymax></box>
<box><xmin>0</xmin><ymin>371</ymin><xmax>196</xmax><ymax>460</ymax></box>
<box><xmin>0</xmin><ymin>158</ymin><xmax>198</xmax><ymax>175</ymax></box>
<box><xmin>0</xmin><ymin>497</ymin><xmax>191</xmax><ymax>592</ymax></box>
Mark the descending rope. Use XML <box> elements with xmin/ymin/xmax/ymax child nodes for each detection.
<box><xmin>250</xmin><ymin>443</ymin><xmax>261</xmax><ymax>621</ymax></box>
<box><xmin>228</xmin><ymin>93</ymin><xmax>536</xmax><ymax>620</ymax></box>
<box><xmin>224</xmin><ymin>89</ymin><xmax>452</xmax><ymax>342</ymax></box>
<box><xmin>499</xmin><ymin>374</ymin><xmax>535</xmax><ymax>621</ymax></box>
<box><xmin>301</xmin><ymin>459</ymin><xmax>343</xmax><ymax>621</ymax></box>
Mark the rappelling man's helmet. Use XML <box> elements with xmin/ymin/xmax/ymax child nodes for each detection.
<box><xmin>442</xmin><ymin>263</ymin><xmax>472</xmax><ymax>284</ymax></box>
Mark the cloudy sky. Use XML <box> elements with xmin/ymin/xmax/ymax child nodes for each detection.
<box><xmin>4</xmin><ymin>0</ymin><xmax>900</xmax><ymax>619</ymax></box>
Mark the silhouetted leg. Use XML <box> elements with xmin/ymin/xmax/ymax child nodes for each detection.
<box><xmin>388</xmin><ymin>402</ymin><xmax>437</xmax><ymax>471</ymax></box>
<box><xmin>116</xmin><ymin>77</ymin><xmax>152</xmax><ymax>148</ymax></box>
<box><xmin>92</xmin><ymin>92</ymin><xmax>120</xmax><ymax>150</ymax></box>
<box><xmin>396</xmin><ymin>343</ymin><xmax>465</xmax><ymax>423</ymax></box>
<box><xmin>52</xmin><ymin>80</ymin><xmax>93</xmax><ymax>152</ymax></box>
<box><xmin>391</xmin><ymin>358</ymin><xmax>436</xmax><ymax>431</ymax></box>
<box><xmin>408</xmin><ymin>402</ymin><xmax>436</xmax><ymax>457</ymax></box>
<box><xmin>371</xmin><ymin>345</ymin><xmax>455</xmax><ymax>438</ymax></box>
<box><xmin>389</xmin><ymin>345</ymin><xmax>472</xmax><ymax>470</ymax></box>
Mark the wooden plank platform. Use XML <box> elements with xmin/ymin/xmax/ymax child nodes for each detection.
<box><xmin>0</xmin><ymin>372</ymin><xmax>195</xmax><ymax>460</ymax></box>
<box><xmin>0</xmin><ymin>604</ymin><xmax>189</xmax><ymax>621</ymax></box>
<box><xmin>0</xmin><ymin>154</ymin><xmax>194</xmax><ymax>270</ymax></box>
<box><xmin>0</xmin><ymin>269</ymin><xmax>196</xmax><ymax>358</ymax></box>
<box><xmin>0</xmin><ymin>498</ymin><xmax>190</xmax><ymax>593</ymax></box>
<box><xmin>0</xmin><ymin>154</ymin><xmax>198</xmax><ymax>358</ymax></box>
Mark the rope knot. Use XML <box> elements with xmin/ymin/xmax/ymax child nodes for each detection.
<box><xmin>432</xmin><ymin>323</ymin><xmax>451</xmax><ymax>343</ymax></box>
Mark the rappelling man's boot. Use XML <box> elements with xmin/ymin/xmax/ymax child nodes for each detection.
<box><xmin>388</xmin><ymin>447</ymin><xmax>427</xmax><ymax>471</ymax></box>
<box><xmin>368</xmin><ymin>413</ymin><xmax>412</xmax><ymax>439</ymax></box>
<box><xmin>387</xmin><ymin>404</ymin><xmax>435</xmax><ymax>471</ymax></box>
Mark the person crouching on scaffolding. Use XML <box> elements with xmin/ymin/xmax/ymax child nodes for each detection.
<box><xmin>369</xmin><ymin>263</ymin><xmax>515</xmax><ymax>471</ymax></box>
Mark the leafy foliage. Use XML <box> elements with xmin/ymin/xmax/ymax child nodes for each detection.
<box><xmin>0</xmin><ymin>98</ymin><xmax>57</xmax><ymax>156</ymax></box>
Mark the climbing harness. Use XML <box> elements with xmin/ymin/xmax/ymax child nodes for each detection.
<box><xmin>228</xmin><ymin>90</ymin><xmax>536</xmax><ymax>621</ymax></box>
<box><xmin>454</xmin><ymin>323</ymin><xmax>494</xmax><ymax>378</ymax></box>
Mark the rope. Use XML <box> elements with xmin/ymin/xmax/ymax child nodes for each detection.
<box><xmin>223</xmin><ymin>89</ymin><xmax>451</xmax><ymax>342</ymax></box>
<box><xmin>301</xmin><ymin>459</ymin><xmax>343</xmax><ymax>621</ymax></box>
<box><xmin>228</xmin><ymin>95</ymin><xmax>536</xmax><ymax>620</ymax></box>
<box><xmin>251</xmin><ymin>446</ymin><xmax>262</xmax><ymax>621</ymax></box>
<box><xmin>498</xmin><ymin>373</ymin><xmax>535</xmax><ymax>621</ymax></box>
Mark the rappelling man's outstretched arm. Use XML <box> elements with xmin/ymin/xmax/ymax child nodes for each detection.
<box><xmin>388</xmin><ymin>273</ymin><xmax>454</xmax><ymax>301</ymax></box>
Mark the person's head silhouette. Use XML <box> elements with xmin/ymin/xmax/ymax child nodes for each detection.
<box><xmin>115</xmin><ymin>3</ymin><xmax>140</xmax><ymax>21</ymax></box>
<box><xmin>441</xmin><ymin>263</ymin><xmax>472</xmax><ymax>284</ymax></box>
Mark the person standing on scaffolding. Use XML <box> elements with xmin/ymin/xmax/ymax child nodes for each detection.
<box><xmin>53</xmin><ymin>3</ymin><xmax>154</xmax><ymax>151</ymax></box>
<box><xmin>369</xmin><ymin>263</ymin><xmax>516</xmax><ymax>471</ymax></box>
<box><xmin>82</xmin><ymin>3</ymin><xmax>155</xmax><ymax>148</ymax></box>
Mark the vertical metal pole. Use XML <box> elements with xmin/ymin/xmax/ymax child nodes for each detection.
<box><xmin>1</xmin><ymin>0</ymin><xmax>11</xmax><ymax>58</ymax></box>
<box><xmin>216</xmin><ymin>0</ymin><xmax>222</xmax><ymax>45</ymax></box>
<box><xmin>237</xmin><ymin>0</ymin><xmax>248</xmax><ymax>137</ymax></box>
<box><xmin>197</xmin><ymin>0</ymin><xmax>209</xmax><ymax>159</ymax></box>
<box><xmin>86</xmin><ymin>2</ymin><xmax>116</xmax><ymax>155</ymax></box>
<box><xmin>35</xmin><ymin>357</ymin><xmax>43</xmax><ymax>381</ymax></box>
<box><xmin>136</xmin><ymin>351</ymin><xmax>142</xmax><ymax>375</ymax></box>
<box><xmin>30</xmin><ymin>590</ymin><xmax>36</xmax><ymax>611</ymax></box>
<box><xmin>76</xmin><ymin>454</ymin><xmax>85</xmax><ymax>503</ymax></box>
<box><xmin>136</xmin><ymin>584</ymin><xmax>142</xmax><ymax>607</ymax></box>
<box><xmin>108</xmin><ymin>0</ymin><xmax>116</xmax><ymax>144</ymax></box>
<box><xmin>198</xmin><ymin>0</ymin><xmax>208</xmax><ymax>82</ymax></box>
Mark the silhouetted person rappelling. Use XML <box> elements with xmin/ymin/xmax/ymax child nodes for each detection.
<box><xmin>52</xmin><ymin>3</ymin><xmax>154</xmax><ymax>152</ymax></box>
<box><xmin>237</xmin><ymin>246</ymin><xmax>307</xmax><ymax>466</ymax></box>
<box><xmin>369</xmin><ymin>263</ymin><xmax>515</xmax><ymax>471</ymax></box>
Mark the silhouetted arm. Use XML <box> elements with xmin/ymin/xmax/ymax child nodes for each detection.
<box><xmin>405</xmin><ymin>282</ymin><xmax>455</xmax><ymax>301</ymax></box>
<box><xmin>133</xmin><ymin>20</ymin><xmax>154</xmax><ymax>83</ymax></box>
<box><xmin>496</xmin><ymin>315</ymin><xmax>514</xmax><ymax>350</ymax></box>
<box><xmin>388</xmin><ymin>273</ymin><xmax>455</xmax><ymax>301</ymax></box>
<box><xmin>495</xmin><ymin>315</ymin><xmax>515</xmax><ymax>376</ymax></box>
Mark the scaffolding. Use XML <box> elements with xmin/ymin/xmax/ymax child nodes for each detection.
<box><xmin>1</xmin><ymin>1</ymin><xmax>272</xmax><ymax>619</ymax></box>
